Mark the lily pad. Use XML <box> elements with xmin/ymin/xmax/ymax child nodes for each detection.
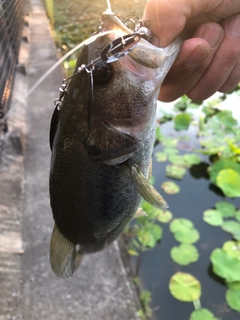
<box><xmin>157</xmin><ymin>210</ymin><xmax>173</xmax><ymax>223</ymax></box>
<box><xmin>170</xmin><ymin>244</ymin><xmax>199</xmax><ymax>265</ymax></box>
<box><xmin>235</xmin><ymin>210</ymin><xmax>240</xmax><ymax>222</ymax></box>
<box><xmin>163</xmin><ymin>148</ymin><xmax>178</xmax><ymax>155</ymax></box>
<box><xmin>208</xmin><ymin>159</ymin><xmax>240</xmax><ymax>184</ymax></box>
<box><xmin>215</xmin><ymin>110</ymin><xmax>238</xmax><ymax>128</ymax></box>
<box><xmin>215</xmin><ymin>201</ymin><xmax>236</xmax><ymax>218</ymax></box>
<box><xmin>162</xmin><ymin>137</ymin><xmax>178</xmax><ymax>148</ymax></box>
<box><xmin>216</xmin><ymin>169</ymin><xmax>240</xmax><ymax>198</ymax></box>
<box><xmin>161</xmin><ymin>181</ymin><xmax>180</xmax><ymax>194</ymax></box>
<box><xmin>227</xmin><ymin>282</ymin><xmax>240</xmax><ymax>291</ymax></box>
<box><xmin>210</xmin><ymin>248</ymin><xmax>240</xmax><ymax>283</ymax></box>
<box><xmin>183</xmin><ymin>154</ymin><xmax>201</xmax><ymax>167</ymax></box>
<box><xmin>174</xmin><ymin>228</ymin><xmax>200</xmax><ymax>244</ymax></box>
<box><xmin>226</xmin><ymin>289</ymin><xmax>240</xmax><ymax>312</ymax></box>
<box><xmin>168</xmin><ymin>154</ymin><xmax>186</xmax><ymax>166</ymax></box>
<box><xmin>170</xmin><ymin>218</ymin><xmax>194</xmax><ymax>233</ymax></box>
<box><xmin>190</xmin><ymin>308</ymin><xmax>219</xmax><ymax>320</ymax></box>
<box><xmin>174</xmin><ymin>113</ymin><xmax>192</xmax><ymax>131</ymax></box>
<box><xmin>221</xmin><ymin>221</ymin><xmax>240</xmax><ymax>240</ymax></box>
<box><xmin>223</xmin><ymin>240</ymin><xmax>240</xmax><ymax>259</ymax></box>
<box><xmin>169</xmin><ymin>272</ymin><xmax>201</xmax><ymax>302</ymax></box>
<box><xmin>155</xmin><ymin>152</ymin><xmax>167</xmax><ymax>162</ymax></box>
<box><xmin>166</xmin><ymin>165</ymin><xmax>186</xmax><ymax>180</ymax></box>
<box><xmin>203</xmin><ymin>209</ymin><xmax>223</xmax><ymax>226</ymax></box>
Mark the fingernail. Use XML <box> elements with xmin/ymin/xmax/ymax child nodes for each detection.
<box><xmin>228</xmin><ymin>14</ymin><xmax>240</xmax><ymax>37</ymax></box>
<box><xmin>186</xmin><ymin>46</ymin><xmax>209</xmax><ymax>67</ymax></box>
<box><xmin>199</xmin><ymin>25</ymin><xmax>223</xmax><ymax>49</ymax></box>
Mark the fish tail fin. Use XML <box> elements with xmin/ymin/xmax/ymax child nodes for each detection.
<box><xmin>130</xmin><ymin>163</ymin><xmax>169</xmax><ymax>211</ymax></box>
<box><xmin>74</xmin><ymin>250</ymin><xmax>84</xmax><ymax>271</ymax></box>
<box><xmin>49</xmin><ymin>223</ymin><xmax>77</xmax><ymax>278</ymax></box>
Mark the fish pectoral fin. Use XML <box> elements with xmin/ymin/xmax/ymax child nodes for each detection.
<box><xmin>49</xmin><ymin>223</ymin><xmax>76</xmax><ymax>278</ymax></box>
<box><xmin>132</xmin><ymin>208</ymin><xmax>148</xmax><ymax>219</ymax></box>
<box><xmin>130</xmin><ymin>164</ymin><xmax>169</xmax><ymax>211</ymax></box>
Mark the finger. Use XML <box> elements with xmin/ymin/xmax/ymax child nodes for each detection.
<box><xmin>188</xmin><ymin>14</ymin><xmax>240</xmax><ymax>100</ymax></box>
<box><xmin>143</xmin><ymin>0</ymin><xmax>236</xmax><ymax>47</ymax></box>
<box><xmin>219</xmin><ymin>55</ymin><xmax>240</xmax><ymax>93</ymax></box>
<box><xmin>159</xmin><ymin>23</ymin><xmax>224</xmax><ymax>102</ymax></box>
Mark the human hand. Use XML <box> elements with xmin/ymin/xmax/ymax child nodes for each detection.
<box><xmin>143</xmin><ymin>0</ymin><xmax>240</xmax><ymax>101</ymax></box>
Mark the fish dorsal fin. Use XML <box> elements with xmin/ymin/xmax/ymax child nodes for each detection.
<box><xmin>130</xmin><ymin>164</ymin><xmax>168</xmax><ymax>210</ymax></box>
<box><xmin>49</xmin><ymin>106</ymin><xmax>60</xmax><ymax>151</ymax></box>
<box><xmin>49</xmin><ymin>223</ymin><xmax>76</xmax><ymax>278</ymax></box>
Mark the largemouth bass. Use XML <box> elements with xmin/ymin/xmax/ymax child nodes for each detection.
<box><xmin>49</xmin><ymin>10</ymin><xmax>181</xmax><ymax>278</ymax></box>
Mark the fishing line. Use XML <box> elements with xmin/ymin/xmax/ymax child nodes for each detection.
<box><xmin>106</xmin><ymin>0</ymin><xmax>112</xmax><ymax>12</ymax></box>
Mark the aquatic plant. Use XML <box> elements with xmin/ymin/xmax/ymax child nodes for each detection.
<box><xmin>169</xmin><ymin>272</ymin><xmax>220</xmax><ymax>319</ymax></box>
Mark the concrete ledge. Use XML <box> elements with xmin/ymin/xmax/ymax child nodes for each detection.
<box><xmin>0</xmin><ymin>0</ymin><xmax>140</xmax><ymax>319</ymax></box>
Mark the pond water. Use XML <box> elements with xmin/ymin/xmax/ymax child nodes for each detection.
<box><xmin>132</xmin><ymin>116</ymin><xmax>240</xmax><ymax>320</ymax></box>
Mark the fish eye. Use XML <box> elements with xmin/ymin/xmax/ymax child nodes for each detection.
<box><xmin>93</xmin><ymin>60</ymin><xmax>114</xmax><ymax>86</ymax></box>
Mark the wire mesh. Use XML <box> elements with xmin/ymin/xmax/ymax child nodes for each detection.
<box><xmin>0</xmin><ymin>0</ymin><xmax>25</xmax><ymax>154</ymax></box>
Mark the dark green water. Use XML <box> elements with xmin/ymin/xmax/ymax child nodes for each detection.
<box><xmin>133</xmin><ymin>123</ymin><xmax>240</xmax><ymax>320</ymax></box>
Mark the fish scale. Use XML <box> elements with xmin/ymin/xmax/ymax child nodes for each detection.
<box><xmin>49</xmin><ymin>10</ymin><xmax>181</xmax><ymax>277</ymax></box>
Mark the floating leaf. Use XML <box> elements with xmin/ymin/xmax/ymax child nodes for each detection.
<box><xmin>170</xmin><ymin>244</ymin><xmax>199</xmax><ymax>265</ymax></box>
<box><xmin>161</xmin><ymin>181</ymin><xmax>180</xmax><ymax>194</ymax></box>
<box><xmin>137</xmin><ymin>223</ymin><xmax>162</xmax><ymax>248</ymax></box>
<box><xmin>169</xmin><ymin>272</ymin><xmax>201</xmax><ymax>302</ymax></box>
<box><xmin>215</xmin><ymin>201</ymin><xmax>236</xmax><ymax>218</ymax></box>
<box><xmin>226</xmin><ymin>289</ymin><xmax>240</xmax><ymax>312</ymax></box>
<box><xmin>170</xmin><ymin>218</ymin><xmax>194</xmax><ymax>234</ymax></box>
<box><xmin>163</xmin><ymin>148</ymin><xmax>179</xmax><ymax>155</ymax></box>
<box><xmin>174</xmin><ymin>228</ymin><xmax>200</xmax><ymax>244</ymax></box>
<box><xmin>174</xmin><ymin>113</ymin><xmax>192</xmax><ymax>131</ymax></box>
<box><xmin>216</xmin><ymin>169</ymin><xmax>240</xmax><ymax>198</ymax></box>
<box><xmin>183</xmin><ymin>154</ymin><xmax>201</xmax><ymax>167</ymax></box>
<box><xmin>166</xmin><ymin>165</ymin><xmax>186</xmax><ymax>180</ymax></box>
<box><xmin>170</xmin><ymin>218</ymin><xmax>194</xmax><ymax>233</ymax></box>
<box><xmin>235</xmin><ymin>210</ymin><xmax>240</xmax><ymax>222</ymax></box>
<box><xmin>162</xmin><ymin>137</ymin><xmax>178</xmax><ymax>148</ymax></box>
<box><xmin>221</xmin><ymin>221</ymin><xmax>240</xmax><ymax>240</ymax></box>
<box><xmin>155</xmin><ymin>152</ymin><xmax>167</xmax><ymax>162</ymax></box>
<box><xmin>168</xmin><ymin>154</ymin><xmax>186</xmax><ymax>166</ymax></box>
<box><xmin>208</xmin><ymin>159</ymin><xmax>240</xmax><ymax>184</ymax></box>
<box><xmin>210</xmin><ymin>248</ymin><xmax>240</xmax><ymax>283</ymax></box>
<box><xmin>215</xmin><ymin>110</ymin><xmax>238</xmax><ymax>128</ymax></box>
<box><xmin>223</xmin><ymin>240</ymin><xmax>240</xmax><ymax>259</ymax></box>
<box><xmin>203</xmin><ymin>209</ymin><xmax>223</xmax><ymax>226</ymax></box>
<box><xmin>190</xmin><ymin>308</ymin><xmax>219</xmax><ymax>320</ymax></box>
<box><xmin>157</xmin><ymin>210</ymin><xmax>173</xmax><ymax>223</ymax></box>
<box><xmin>227</xmin><ymin>281</ymin><xmax>240</xmax><ymax>291</ymax></box>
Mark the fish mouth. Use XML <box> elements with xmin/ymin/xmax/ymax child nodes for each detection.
<box><xmin>100</xmin><ymin>10</ymin><xmax>182</xmax><ymax>70</ymax></box>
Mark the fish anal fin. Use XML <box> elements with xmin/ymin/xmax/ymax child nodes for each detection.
<box><xmin>130</xmin><ymin>164</ymin><xmax>168</xmax><ymax>211</ymax></box>
<box><xmin>50</xmin><ymin>223</ymin><xmax>76</xmax><ymax>278</ymax></box>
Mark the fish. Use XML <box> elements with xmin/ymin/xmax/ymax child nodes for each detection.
<box><xmin>49</xmin><ymin>9</ymin><xmax>181</xmax><ymax>278</ymax></box>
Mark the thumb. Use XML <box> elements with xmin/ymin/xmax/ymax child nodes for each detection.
<box><xmin>142</xmin><ymin>0</ymin><xmax>214</xmax><ymax>47</ymax></box>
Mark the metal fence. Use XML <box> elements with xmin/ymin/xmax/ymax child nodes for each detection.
<box><xmin>0</xmin><ymin>0</ymin><xmax>25</xmax><ymax>134</ymax></box>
